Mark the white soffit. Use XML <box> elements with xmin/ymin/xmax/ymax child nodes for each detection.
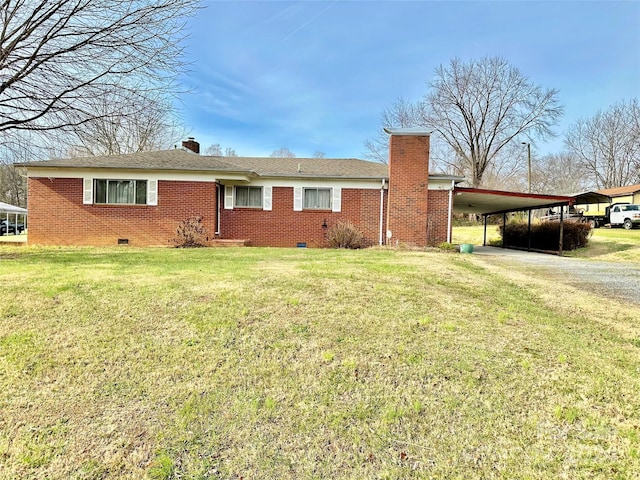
<box><xmin>453</xmin><ymin>188</ymin><xmax>574</xmax><ymax>215</ymax></box>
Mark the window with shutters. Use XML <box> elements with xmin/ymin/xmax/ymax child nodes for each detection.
<box><xmin>235</xmin><ymin>186</ymin><xmax>263</xmax><ymax>208</ymax></box>
<box><xmin>94</xmin><ymin>179</ymin><xmax>148</xmax><ymax>205</ymax></box>
<box><xmin>303</xmin><ymin>188</ymin><xmax>331</xmax><ymax>210</ymax></box>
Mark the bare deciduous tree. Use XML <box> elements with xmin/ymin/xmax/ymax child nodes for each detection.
<box><xmin>0</xmin><ymin>141</ymin><xmax>30</xmax><ymax>207</ymax></box>
<box><xmin>65</xmin><ymin>94</ymin><xmax>186</xmax><ymax>156</ymax></box>
<box><xmin>425</xmin><ymin>57</ymin><xmax>562</xmax><ymax>187</ymax></box>
<box><xmin>365</xmin><ymin>57</ymin><xmax>563</xmax><ymax>188</ymax></box>
<box><xmin>205</xmin><ymin>144</ymin><xmax>223</xmax><ymax>156</ymax></box>
<box><xmin>530</xmin><ymin>152</ymin><xmax>591</xmax><ymax>194</ymax></box>
<box><xmin>204</xmin><ymin>144</ymin><xmax>238</xmax><ymax>157</ymax></box>
<box><xmin>364</xmin><ymin>98</ymin><xmax>421</xmax><ymax>164</ymax></box>
<box><xmin>0</xmin><ymin>0</ymin><xmax>199</xmax><ymax>149</ymax></box>
<box><xmin>564</xmin><ymin>98</ymin><xmax>640</xmax><ymax>189</ymax></box>
<box><xmin>477</xmin><ymin>141</ymin><xmax>533</xmax><ymax>191</ymax></box>
<box><xmin>0</xmin><ymin>163</ymin><xmax>26</xmax><ymax>207</ymax></box>
<box><xmin>270</xmin><ymin>147</ymin><xmax>296</xmax><ymax>158</ymax></box>
<box><xmin>312</xmin><ymin>150</ymin><xmax>326</xmax><ymax>158</ymax></box>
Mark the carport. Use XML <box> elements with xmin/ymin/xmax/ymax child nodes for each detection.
<box><xmin>0</xmin><ymin>201</ymin><xmax>27</xmax><ymax>237</ymax></box>
<box><xmin>571</xmin><ymin>191</ymin><xmax>612</xmax><ymax>228</ymax></box>
<box><xmin>571</xmin><ymin>191</ymin><xmax>611</xmax><ymax>206</ymax></box>
<box><xmin>452</xmin><ymin>187</ymin><xmax>576</xmax><ymax>255</ymax></box>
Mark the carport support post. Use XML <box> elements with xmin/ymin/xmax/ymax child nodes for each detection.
<box><xmin>502</xmin><ymin>212</ymin><xmax>507</xmax><ymax>249</ymax></box>
<box><xmin>527</xmin><ymin>210</ymin><xmax>532</xmax><ymax>252</ymax></box>
<box><xmin>558</xmin><ymin>207</ymin><xmax>564</xmax><ymax>256</ymax></box>
<box><xmin>483</xmin><ymin>215</ymin><xmax>487</xmax><ymax>246</ymax></box>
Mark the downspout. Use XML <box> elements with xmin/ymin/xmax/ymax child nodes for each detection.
<box><xmin>379</xmin><ymin>178</ymin><xmax>386</xmax><ymax>246</ymax></box>
<box><xmin>447</xmin><ymin>180</ymin><xmax>454</xmax><ymax>243</ymax></box>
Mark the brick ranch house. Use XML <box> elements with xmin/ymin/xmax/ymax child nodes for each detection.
<box><xmin>19</xmin><ymin>129</ymin><xmax>464</xmax><ymax>248</ymax></box>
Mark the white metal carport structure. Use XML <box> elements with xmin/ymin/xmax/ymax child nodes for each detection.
<box><xmin>0</xmin><ymin>201</ymin><xmax>27</xmax><ymax>236</ymax></box>
<box><xmin>452</xmin><ymin>187</ymin><xmax>576</xmax><ymax>255</ymax></box>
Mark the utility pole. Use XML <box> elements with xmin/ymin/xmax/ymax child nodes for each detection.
<box><xmin>522</xmin><ymin>142</ymin><xmax>532</xmax><ymax>193</ymax></box>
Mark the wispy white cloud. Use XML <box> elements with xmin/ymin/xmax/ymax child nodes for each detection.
<box><xmin>281</xmin><ymin>1</ymin><xmax>338</xmax><ymax>42</ymax></box>
<box><xmin>263</xmin><ymin>3</ymin><xmax>303</xmax><ymax>24</ymax></box>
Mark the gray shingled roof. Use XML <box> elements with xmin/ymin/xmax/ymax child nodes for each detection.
<box><xmin>19</xmin><ymin>149</ymin><xmax>247</xmax><ymax>173</ymax></box>
<box><xmin>221</xmin><ymin>156</ymin><xmax>388</xmax><ymax>179</ymax></box>
<box><xmin>18</xmin><ymin>149</ymin><xmax>390</xmax><ymax>179</ymax></box>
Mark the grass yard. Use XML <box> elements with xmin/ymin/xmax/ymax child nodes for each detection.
<box><xmin>1</xmin><ymin>246</ymin><xmax>639</xmax><ymax>479</ymax></box>
<box><xmin>453</xmin><ymin>224</ymin><xmax>640</xmax><ymax>262</ymax></box>
<box><xmin>452</xmin><ymin>224</ymin><xmax>502</xmax><ymax>246</ymax></box>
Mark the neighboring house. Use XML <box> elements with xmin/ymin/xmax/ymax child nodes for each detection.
<box><xmin>575</xmin><ymin>184</ymin><xmax>640</xmax><ymax>219</ymax></box>
<box><xmin>597</xmin><ymin>184</ymin><xmax>640</xmax><ymax>205</ymax></box>
<box><xmin>18</xmin><ymin>129</ymin><xmax>464</xmax><ymax>248</ymax></box>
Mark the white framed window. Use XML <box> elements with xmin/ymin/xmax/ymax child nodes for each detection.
<box><xmin>94</xmin><ymin>179</ymin><xmax>148</xmax><ymax>205</ymax></box>
<box><xmin>303</xmin><ymin>188</ymin><xmax>331</xmax><ymax>210</ymax></box>
<box><xmin>235</xmin><ymin>186</ymin><xmax>263</xmax><ymax>208</ymax></box>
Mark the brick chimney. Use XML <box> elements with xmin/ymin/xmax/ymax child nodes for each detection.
<box><xmin>385</xmin><ymin>128</ymin><xmax>431</xmax><ymax>247</ymax></box>
<box><xmin>182</xmin><ymin>137</ymin><xmax>200</xmax><ymax>154</ymax></box>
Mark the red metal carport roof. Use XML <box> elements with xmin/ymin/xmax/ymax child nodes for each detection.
<box><xmin>453</xmin><ymin>187</ymin><xmax>575</xmax><ymax>215</ymax></box>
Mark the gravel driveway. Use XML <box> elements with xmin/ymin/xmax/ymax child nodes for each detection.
<box><xmin>473</xmin><ymin>246</ymin><xmax>640</xmax><ymax>305</ymax></box>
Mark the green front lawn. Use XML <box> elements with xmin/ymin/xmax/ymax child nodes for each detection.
<box><xmin>1</xmin><ymin>246</ymin><xmax>639</xmax><ymax>479</ymax></box>
<box><xmin>568</xmin><ymin>226</ymin><xmax>640</xmax><ymax>261</ymax></box>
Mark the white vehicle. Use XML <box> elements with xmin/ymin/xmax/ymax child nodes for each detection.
<box><xmin>609</xmin><ymin>204</ymin><xmax>640</xmax><ymax>230</ymax></box>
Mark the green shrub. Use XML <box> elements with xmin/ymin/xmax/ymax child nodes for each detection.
<box><xmin>488</xmin><ymin>237</ymin><xmax>503</xmax><ymax>247</ymax></box>
<box><xmin>438</xmin><ymin>242</ymin><xmax>458</xmax><ymax>252</ymax></box>
<box><xmin>499</xmin><ymin>221</ymin><xmax>591</xmax><ymax>251</ymax></box>
<box><xmin>172</xmin><ymin>216</ymin><xmax>208</xmax><ymax>248</ymax></box>
<box><xmin>326</xmin><ymin>220</ymin><xmax>365</xmax><ymax>249</ymax></box>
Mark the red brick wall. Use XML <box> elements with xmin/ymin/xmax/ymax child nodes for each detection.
<box><xmin>386</xmin><ymin>134</ymin><xmax>431</xmax><ymax>246</ymax></box>
<box><xmin>426</xmin><ymin>190</ymin><xmax>451</xmax><ymax>246</ymax></box>
<box><xmin>27</xmin><ymin>178</ymin><xmax>387</xmax><ymax>248</ymax></box>
<box><xmin>220</xmin><ymin>187</ymin><xmax>387</xmax><ymax>247</ymax></box>
<box><xmin>27</xmin><ymin>178</ymin><xmax>217</xmax><ymax>246</ymax></box>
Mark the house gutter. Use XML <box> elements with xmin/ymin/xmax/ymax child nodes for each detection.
<box><xmin>379</xmin><ymin>178</ymin><xmax>386</xmax><ymax>246</ymax></box>
<box><xmin>447</xmin><ymin>180</ymin><xmax>454</xmax><ymax>243</ymax></box>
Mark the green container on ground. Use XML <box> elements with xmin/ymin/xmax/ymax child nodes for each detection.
<box><xmin>460</xmin><ymin>243</ymin><xmax>474</xmax><ymax>254</ymax></box>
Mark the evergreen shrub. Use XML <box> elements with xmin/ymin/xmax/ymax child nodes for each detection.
<box><xmin>499</xmin><ymin>221</ymin><xmax>591</xmax><ymax>251</ymax></box>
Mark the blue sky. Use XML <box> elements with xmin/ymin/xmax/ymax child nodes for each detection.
<box><xmin>179</xmin><ymin>1</ymin><xmax>640</xmax><ymax>159</ymax></box>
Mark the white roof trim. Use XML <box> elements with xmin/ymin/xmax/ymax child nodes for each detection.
<box><xmin>0</xmin><ymin>202</ymin><xmax>27</xmax><ymax>214</ymax></box>
<box><xmin>384</xmin><ymin>127</ymin><xmax>432</xmax><ymax>136</ymax></box>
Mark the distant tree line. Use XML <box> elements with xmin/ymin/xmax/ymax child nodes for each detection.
<box><xmin>0</xmin><ymin>0</ymin><xmax>201</xmax><ymax>206</ymax></box>
<box><xmin>364</xmin><ymin>56</ymin><xmax>640</xmax><ymax>192</ymax></box>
